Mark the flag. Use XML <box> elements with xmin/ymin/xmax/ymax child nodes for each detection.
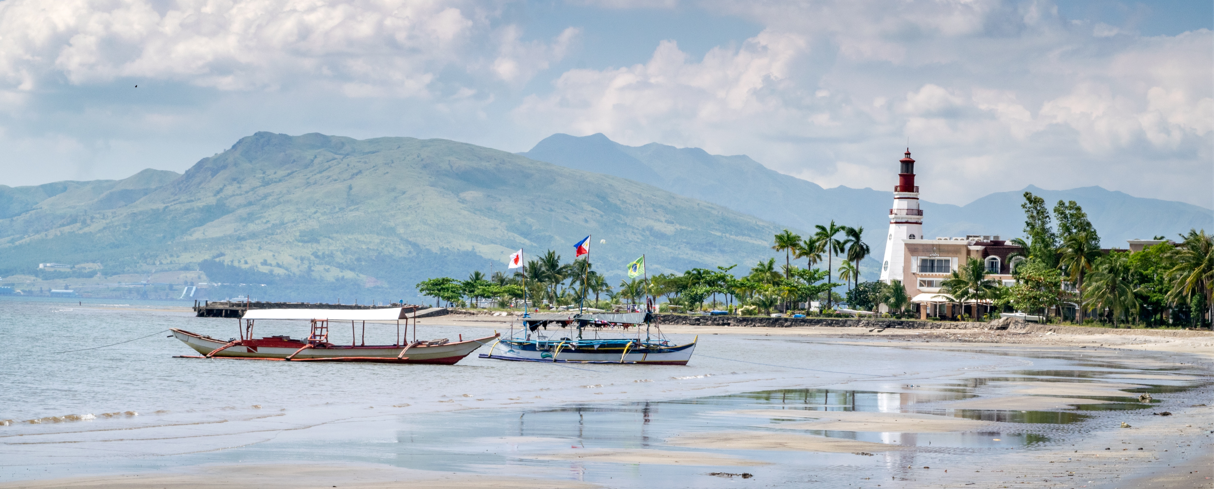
<box><xmin>574</xmin><ymin>236</ymin><xmax>591</xmax><ymax>259</ymax></box>
<box><xmin>508</xmin><ymin>249</ymin><xmax>524</xmax><ymax>269</ymax></box>
<box><xmin>627</xmin><ymin>256</ymin><xmax>645</xmax><ymax>278</ymax></box>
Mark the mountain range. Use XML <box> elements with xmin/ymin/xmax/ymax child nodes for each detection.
<box><xmin>0</xmin><ymin>133</ymin><xmax>785</xmax><ymax>300</ymax></box>
<box><xmin>1</xmin><ymin>131</ymin><xmax>1208</xmax><ymax>301</ymax></box>
<box><xmin>522</xmin><ymin>133</ymin><xmax>1213</xmax><ymax>250</ymax></box>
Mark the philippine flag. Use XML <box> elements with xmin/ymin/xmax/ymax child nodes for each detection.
<box><xmin>574</xmin><ymin>236</ymin><xmax>591</xmax><ymax>259</ymax></box>
<box><xmin>508</xmin><ymin>249</ymin><xmax>524</xmax><ymax>269</ymax></box>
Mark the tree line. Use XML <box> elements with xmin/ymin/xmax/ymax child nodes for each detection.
<box><xmin>413</xmin><ymin>194</ymin><xmax>1211</xmax><ymax>328</ymax></box>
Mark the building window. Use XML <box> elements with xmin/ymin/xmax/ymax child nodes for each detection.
<box><xmin>985</xmin><ymin>256</ymin><xmax>1000</xmax><ymax>274</ymax></box>
<box><xmin>918</xmin><ymin>278</ymin><xmax>942</xmax><ymax>289</ymax></box>
<box><xmin>918</xmin><ymin>258</ymin><xmax>950</xmax><ymax>273</ymax></box>
<box><xmin>883</xmin><ymin>260</ymin><xmax>889</xmax><ymax>271</ymax></box>
<box><xmin>908</xmin><ymin>234</ymin><xmax>916</xmax><ymax>239</ymax></box>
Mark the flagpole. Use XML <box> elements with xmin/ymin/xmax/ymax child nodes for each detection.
<box><xmin>579</xmin><ymin>236</ymin><xmax>591</xmax><ymax>315</ymax></box>
<box><xmin>642</xmin><ymin>254</ymin><xmax>650</xmax><ymax>312</ymax></box>
<box><xmin>521</xmin><ymin>251</ymin><xmax>529</xmax><ymax>318</ymax></box>
<box><xmin>643</xmin><ymin>253</ymin><xmax>650</xmax><ymax>342</ymax></box>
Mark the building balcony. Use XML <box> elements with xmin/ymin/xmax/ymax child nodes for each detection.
<box><xmin>889</xmin><ymin>208</ymin><xmax>924</xmax><ymax>216</ymax></box>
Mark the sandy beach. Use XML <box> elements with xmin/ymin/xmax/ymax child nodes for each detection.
<box><xmin>3</xmin><ymin>307</ymin><xmax>1211</xmax><ymax>489</ymax></box>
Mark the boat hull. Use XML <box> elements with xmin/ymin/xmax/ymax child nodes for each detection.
<box><xmin>170</xmin><ymin>329</ymin><xmax>495</xmax><ymax>364</ymax></box>
<box><xmin>479</xmin><ymin>338</ymin><xmax>696</xmax><ymax>365</ymax></box>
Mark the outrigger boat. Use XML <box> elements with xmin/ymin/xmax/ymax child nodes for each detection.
<box><xmin>479</xmin><ymin>311</ymin><xmax>696</xmax><ymax>365</ymax></box>
<box><xmin>171</xmin><ymin>307</ymin><xmax>496</xmax><ymax>364</ymax></box>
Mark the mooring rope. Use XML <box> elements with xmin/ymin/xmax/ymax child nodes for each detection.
<box><xmin>51</xmin><ymin>329</ymin><xmax>172</xmax><ymax>354</ymax></box>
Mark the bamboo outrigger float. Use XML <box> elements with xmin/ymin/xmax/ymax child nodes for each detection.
<box><xmin>479</xmin><ymin>312</ymin><xmax>696</xmax><ymax>365</ymax></box>
<box><xmin>171</xmin><ymin>306</ymin><xmax>496</xmax><ymax>364</ymax></box>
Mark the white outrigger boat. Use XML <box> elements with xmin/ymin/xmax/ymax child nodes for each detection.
<box><xmin>172</xmin><ymin>307</ymin><xmax>496</xmax><ymax>364</ymax></box>
<box><xmin>480</xmin><ymin>312</ymin><xmax>696</xmax><ymax>365</ymax></box>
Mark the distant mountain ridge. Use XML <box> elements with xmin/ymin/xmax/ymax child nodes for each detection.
<box><xmin>0</xmin><ymin>132</ymin><xmax>787</xmax><ymax>300</ymax></box>
<box><xmin>523</xmin><ymin>134</ymin><xmax>1213</xmax><ymax>254</ymax></box>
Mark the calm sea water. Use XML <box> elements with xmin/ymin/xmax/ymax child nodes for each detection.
<box><xmin>1</xmin><ymin>297</ymin><xmax>1204</xmax><ymax>486</ymax></box>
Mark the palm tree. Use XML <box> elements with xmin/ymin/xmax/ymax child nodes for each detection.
<box><xmin>794</xmin><ymin>236</ymin><xmax>822</xmax><ymax>271</ymax></box>
<box><xmin>1083</xmin><ymin>253</ymin><xmax>1139</xmax><ymax>328</ymax></box>
<box><xmin>587</xmin><ymin>271</ymin><xmax>612</xmax><ymax>307</ymax></box>
<box><xmin>772</xmin><ymin>230</ymin><xmax>802</xmax><ymax>280</ymax></box>
<box><xmin>619</xmin><ymin>278</ymin><xmax>643</xmax><ymax>308</ymax></box>
<box><xmin>537</xmin><ymin>250</ymin><xmax>568</xmax><ymax>307</ymax></box>
<box><xmin>882</xmin><ymin>280</ymin><xmax>910</xmax><ymax>316</ymax></box>
<box><xmin>813</xmin><ymin>220</ymin><xmax>846</xmax><ymax>308</ymax></box>
<box><xmin>749</xmin><ymin>258</ymin><xmax>781</xmax><ymax>285</ymax></box>
<box><xmin>941</xmin><ymin>258</ymin><xmax>998</xmax><ymax>320</ymax></box>
<box><xmin>837</xmin><ymin>261</ymin><xmax>858</xmax><ymax>293</ymax></box>
<box><xmin>843</xmin><ymin>226</ymin><xmax>870</xmax><ymax>290</ymax></box>
<box><xmin>490</xmin><ymin>271</ymin><xmax>509</xmax><ymax>286</ymax></box>
<box><xmin>1058</xmin><ymin>231</ymin><xmax>1101</xmax><ymax>321</ymax></box>
<box><xmin>1165</xmin><ymin>229</ymin><xmax>1213</xmax><ymax>327</ymax></box>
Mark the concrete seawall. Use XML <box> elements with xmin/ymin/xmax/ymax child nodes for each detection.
<box><xmin>653</xmin><ymin>314</ymin><xmax>995</xmax><ymax>329</ymax></box>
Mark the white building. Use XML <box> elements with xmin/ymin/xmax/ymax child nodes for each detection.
<box><xmin>879</xmin><ymin>149</ymin><xmax>923</xmax><ymax>283</ymax></box>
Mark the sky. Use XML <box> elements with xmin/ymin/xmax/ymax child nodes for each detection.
<box><xmin>0</xmin><ymin>0</ymin><xmax>1211</xmax><ymax>208</ymax></box>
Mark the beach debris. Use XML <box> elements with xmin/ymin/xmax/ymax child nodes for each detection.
<box><xmin>1120</xmin><ymin>422</ymin><xmax>1131</xmax><ymax>428</ymax></box>
<box><xmin>0</xmin><ymin>420</ymin><xmax>10</xmax><ymax>426</ymax></box>
<box><xmin>1153</xmin><ymin>411</ymin><xmax>1173</xmax><ymax>416</ymax></box>
<box><xmin>1138</xmin><ymin>393</ymin><xmax>1152</xmax><ymax>403</ymax></box>
<box><xmin>852</xmin><ymin>452</ymin><xmax>874</xmax><ymax>456</ymax></box>
<box><xmin>709</xmin><ymin>472</ymin><xmax>753</xmax><ymax>479</ymax></box>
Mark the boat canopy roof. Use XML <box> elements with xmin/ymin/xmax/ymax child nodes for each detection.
<box><xmin>242</xmin><ymin>307</ymin><xmax>410</xmax><ymax>321</ymax></box>
<box><xmin>524</xmin><ymin>312</ymin><xmax>648</xmax><ymax>324</ymax></box>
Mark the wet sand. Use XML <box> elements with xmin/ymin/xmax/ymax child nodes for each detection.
<box><xmin>0</xmin><ymin>463</ymin><xmax>598</xmax><ymax>488</ymax></box>
<box><xmin>525</xmin><ymin>448</ymin><xmax>767</xmax><ymax>466</ymax></box>
<box><xmin>668</xmin><ymin>430</ymin><xmax>909</xmax><ymax>453</ymax></box>
<box><xmin>5</xmin><ymin>307</ymin><xmax>1211</xmax><ymax>488</ymax></box>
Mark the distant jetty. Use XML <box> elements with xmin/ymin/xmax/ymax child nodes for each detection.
<box><xmin>192</xmin><ymin>300</ymin><xmax>444</xmax><ymax>318</ymax></box>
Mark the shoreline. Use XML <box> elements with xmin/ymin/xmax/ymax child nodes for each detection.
<box><xmin>430</xmin><ymin>313</ymin><xmax>1215</xmax><ymax>358</ymax></box>
<box><xmin>3</xmin><ymin>305</ymin><xmax>1211</xmax><ymax>488</ymax></box>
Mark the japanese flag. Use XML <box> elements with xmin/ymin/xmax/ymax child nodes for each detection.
<box><xmin>508</xmin><ymin>249</ymin><xmax>524</xmax><ymax>269</ymax></box>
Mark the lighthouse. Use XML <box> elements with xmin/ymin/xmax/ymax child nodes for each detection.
<box><xmin>878</xmin><ymin>149</ymin><xmax>923</xmax><ymax>283</ymax></box>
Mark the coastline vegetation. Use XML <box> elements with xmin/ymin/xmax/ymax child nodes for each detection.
<box><xmin>416</xmin><ymin>191</ymin><xmax>1211</xmax><ymax>329</ymax></box>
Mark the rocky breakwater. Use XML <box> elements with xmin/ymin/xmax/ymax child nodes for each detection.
<box><xmin>654</xmin><ymin>314</ymin><xmax>1029</xmax><ymax>331</ymax></box>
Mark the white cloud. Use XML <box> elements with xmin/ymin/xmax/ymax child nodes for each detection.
<box><xmin>513</xmin><ymin>0</ymin><xmax>1213</xmax><ymax>207</ymax></box>
<box><xmin>0</xmin><ymin>0</ymin><xmax>486</xmax><ymax>93</ymax></box>
<box><xmin>492</xmin><ymin>26</ymin><xmax>581</xmax><ymax>84</ymax></box>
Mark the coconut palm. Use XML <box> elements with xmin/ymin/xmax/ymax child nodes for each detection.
<box><xmin>837</xmin><ymin>261</ymin><xmax>858</xmax><ymax>293</ymax></box>
<box><xmin>1165</xmin><ymin>229</ymin><xmax>1213</xmax><ymax>326</ymax></box>
<box><xmin>1058</xmin><ymin>230</ymin><xmax>1101</xmax><ymax>320</ymax></box>
<box><xmin>749</xmin><ymin>258</ymin><xmax>781</xmax><ymax>285</ymax></box>
<box><xmin>794</xmin><ymin>236</ymin><xmax>822</xmax><ymax>271</ymax></box>
<box><xmin>941</xmin><ymin>258</ymin><xmax>998</xmax><ymax>320</ymax></box>
<box><xmin>843</xmin><ymin>226</ymin><xmax>870</xmax><ymax>290</ymax></box>
<box><xmin>813</xmin><ymin>220</ymin><xmax>847</xmax><ymax>308</ymax></box>
<box><xmin>537</xmin><ymin>250</ymin><xmax>568</xmax><ymax>307</ymax></box>
<box><xmin>1083</xmin><ymin>252</ymin><xmax>1139</xmax><ymax>328</ymax></box>
<box><xmin>882</xmin><ymin>280</ymin><xmax>910</xmax><ymax>316</ymax></box>
<box><xmin>587</xmin><ymin>272</ymin><xmax>612</xmax><ymax>307</ymax></box>
<box><xmin>772</xmin><ymin>230</ymin><xmax>802</xmax><ymax>280</ymax></box>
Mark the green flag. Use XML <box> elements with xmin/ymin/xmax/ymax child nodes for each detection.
<box><xmin>627</xmin><ymin>256</ymin><xmax>645</xmax><ymax>278</ymax></box>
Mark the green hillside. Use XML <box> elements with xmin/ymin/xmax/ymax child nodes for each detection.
<box><xmin>0</xmin><ymin>133</ymin><xmax>784</xmax><ymax>301</ymax></box>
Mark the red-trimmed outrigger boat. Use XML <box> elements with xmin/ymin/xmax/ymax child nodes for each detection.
<box><xmin>171</xmin><ymin>307</ymin><xmax>496</xmax><ymax>364</ymax></box>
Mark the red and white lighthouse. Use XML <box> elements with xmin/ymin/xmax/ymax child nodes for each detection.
<box><xmin>879</xmin><ymin>149</ymin><xmax>923</xmax><ymax>283</ymax></box>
